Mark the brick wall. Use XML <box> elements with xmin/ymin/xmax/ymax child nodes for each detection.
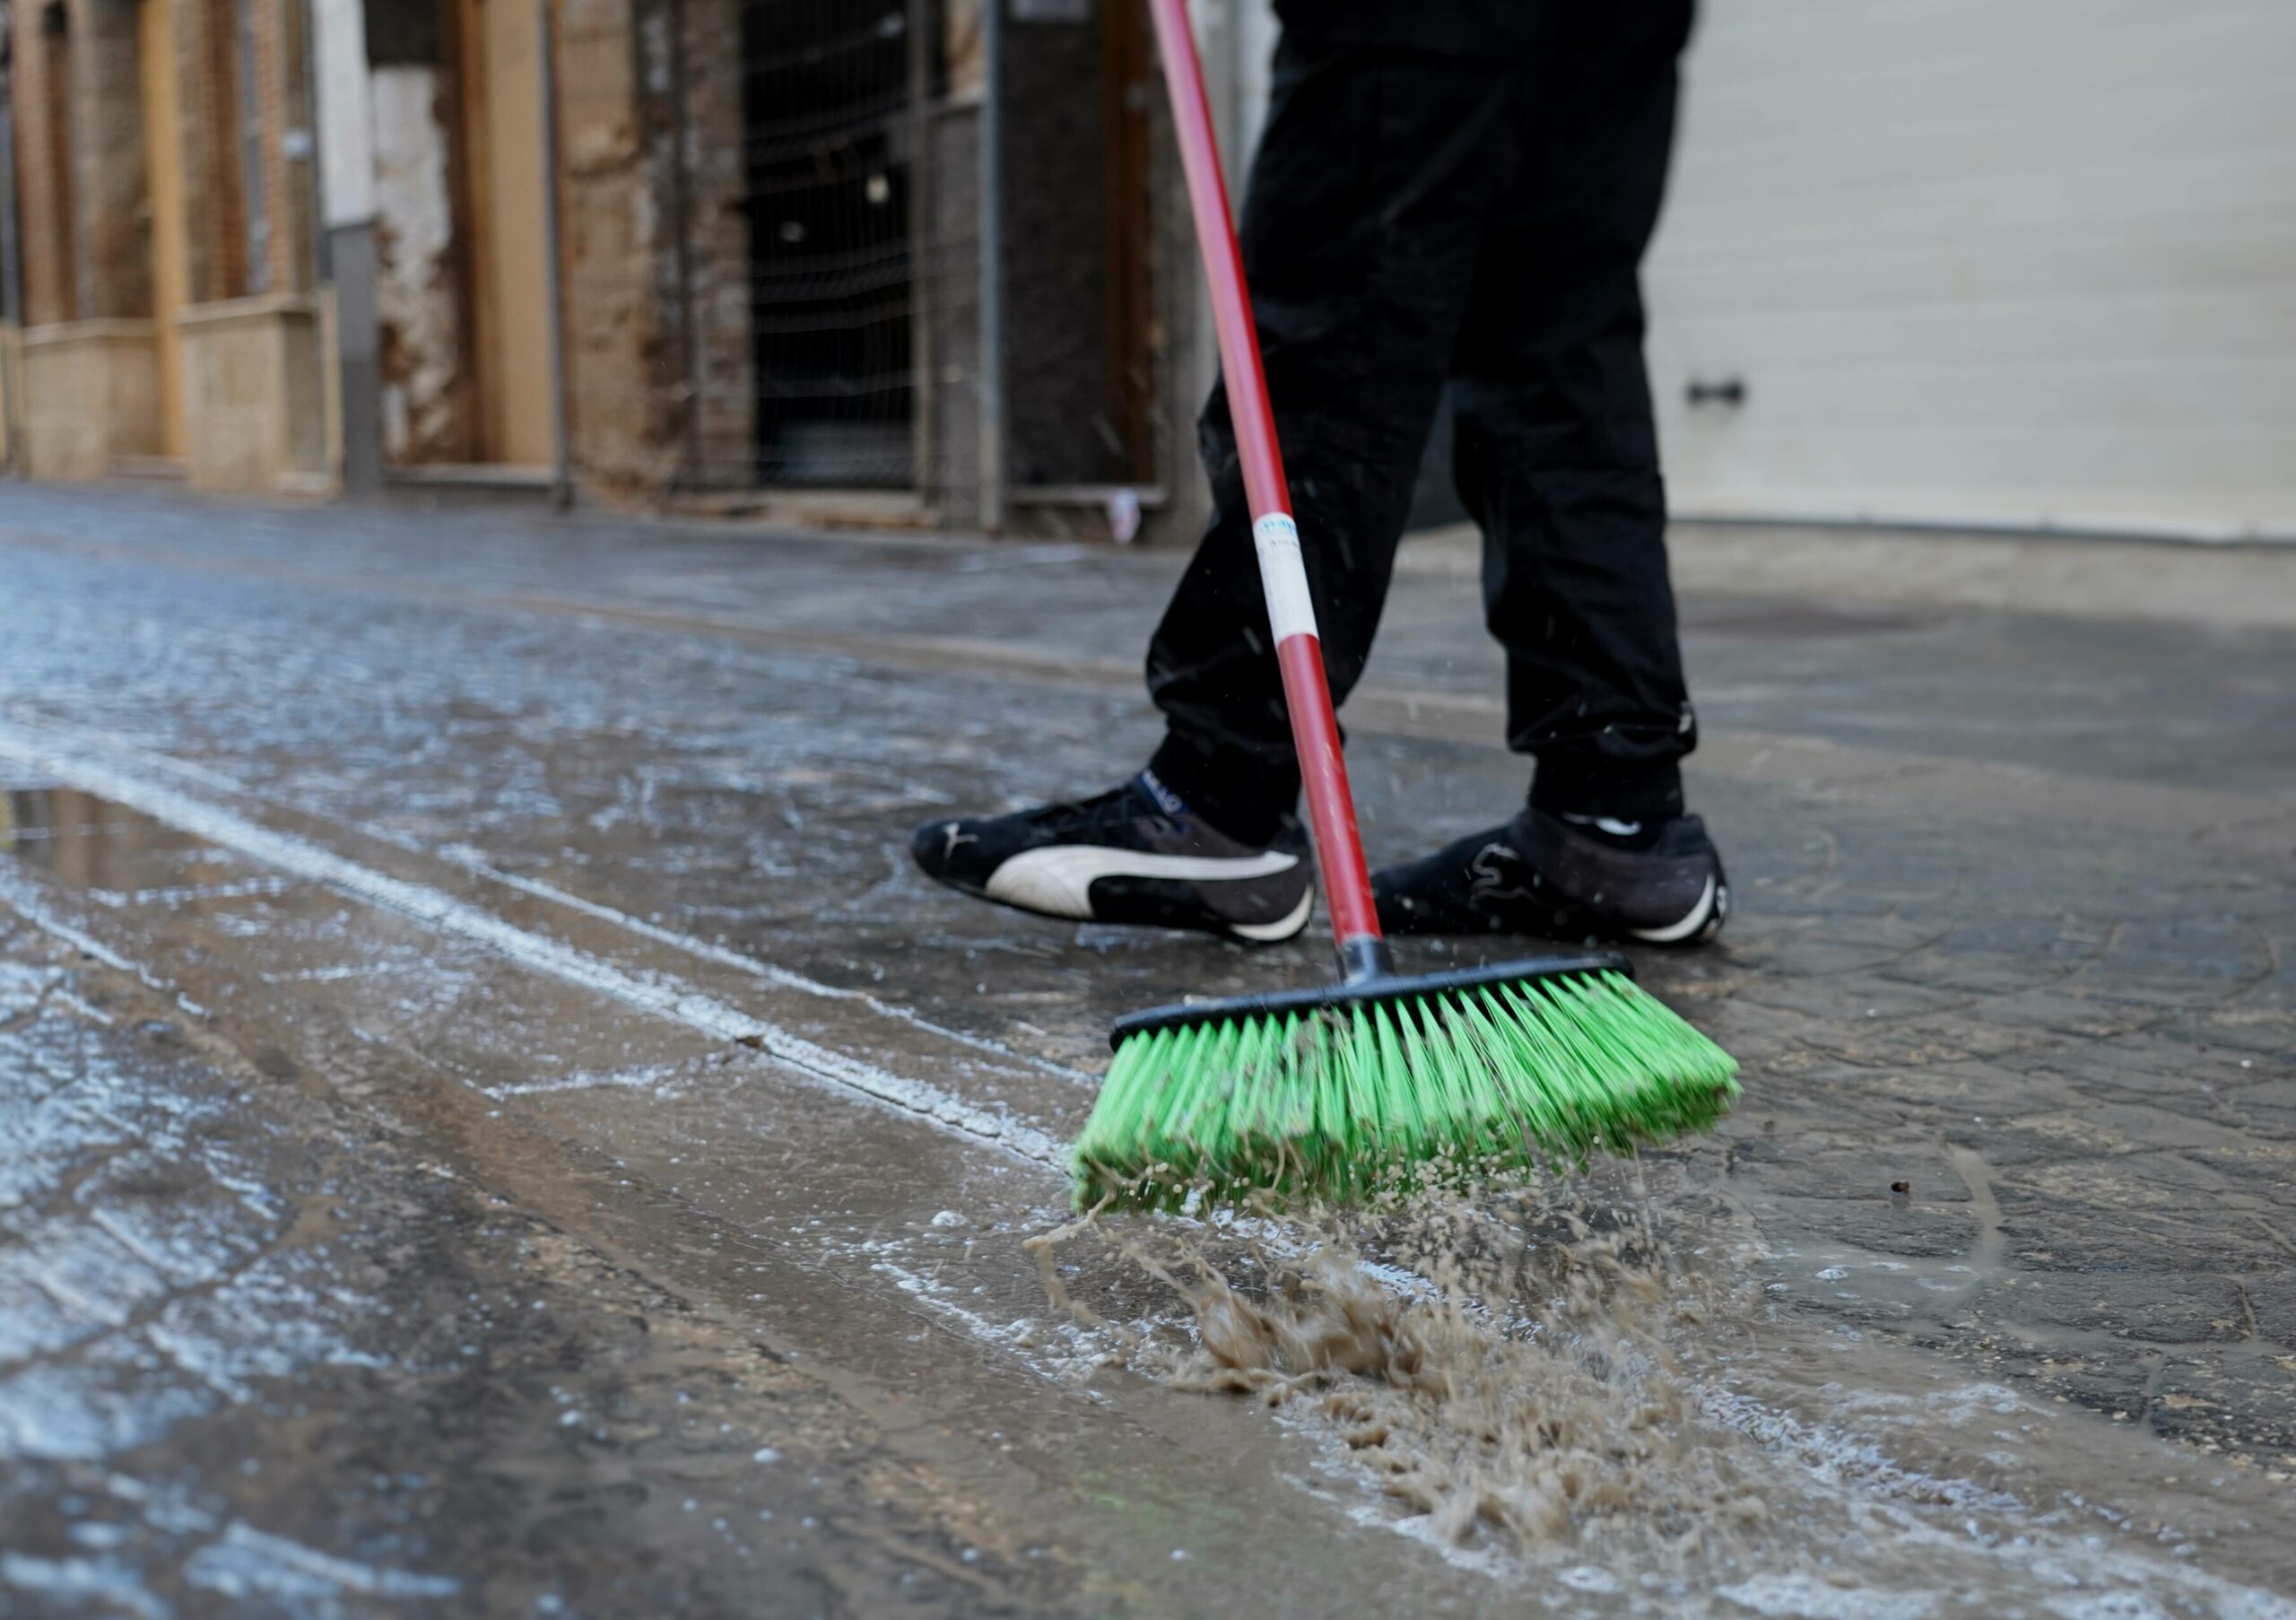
<box><xmin>552</xmin><ymin>0</ymin><xmax>751</xmax><ymax>494</ymax></box>
<box><xmin>661</xmin><ymin>0</ymin><xmax>752</xmax><ymax>487</ymax></box>
<box><xmin>13</xmin><ymin>0</ymin><xmax>78</xmax><ymax>324</ymax></box>
<box><xmin>187</xmin><ymin>0</ymin><xmax>247</xmax><ymax>300</ymax></box>
<box><xmin>10</xmin><ymin>0</ymin><xmax>160</xmax><ymax>325</ymax></box>
<box><xmin>251</xmin><ymin>0</ymin><xmax>316</xmax><ymax>295</ymax></box>
<box><xmin>71</xmin><ymin>0</ymin><xmax>149</xmax><ymax>319</ymax></box>
<box><xmin>552</xmin><ymin>0</ymin><xmax>657</xmax><ymax>488</ymax></box>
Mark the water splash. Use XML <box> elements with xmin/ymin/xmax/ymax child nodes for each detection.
<box><xmin>1033</xmin><ymin>1169</ymin><xmax>2296</xmax><ymax>1615</ymax></box>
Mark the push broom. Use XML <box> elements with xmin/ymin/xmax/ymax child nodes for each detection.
<box><xmin>1068</xmin><ymin>0</ymin><xmax>1740</xmax><ymax>1212</ymax></box>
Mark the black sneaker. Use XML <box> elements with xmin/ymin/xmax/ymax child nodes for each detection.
<box><xmin>1373</xmin><ymin>806</ymin><xmax>1727</xmax><ymax>945</ymax></box>
<box><xmin>910</xmin><ymin>772</ymin><xmax>1315</xmax><ymax>943</ymax></box>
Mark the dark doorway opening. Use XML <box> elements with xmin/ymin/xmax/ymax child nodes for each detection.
<box><xmin>739</xmin><ymin>0</ymin><xmax>919</xmax><ymax>487</ymax></box>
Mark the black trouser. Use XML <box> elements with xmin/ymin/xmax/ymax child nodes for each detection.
<box><xmin>1145</xmin><ymin>4</ymin><xmax>1699</xmax><ymax>846</ymax></box>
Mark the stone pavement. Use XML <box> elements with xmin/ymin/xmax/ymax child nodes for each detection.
<box><xmin>0</xmin><ymin>484</ymin><xmax>2290</xmax><ymax>1615</ymax></box>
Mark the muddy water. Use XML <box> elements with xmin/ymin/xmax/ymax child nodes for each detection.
<box><xmin>1035</xmin><ymin>1167</ymin><xmax>2296</xmax><ymax>1617</ymax></box>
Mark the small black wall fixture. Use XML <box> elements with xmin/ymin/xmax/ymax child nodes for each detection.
<box><xmin>1686</xmin><ymin>376</ymin><xmax>1748</xmax><ymax>407</ymax></box>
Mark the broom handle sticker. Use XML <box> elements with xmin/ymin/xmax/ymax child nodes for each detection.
<box><xmin>1148</xmin><ymin>0</ymin><xmax>1387</xmax><ymax>971</ymax></box>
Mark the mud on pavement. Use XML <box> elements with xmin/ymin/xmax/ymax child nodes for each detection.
<box><xmin>1</xmin><ymin>486</ymin><xmax>2294</xmax><ymax>1617</ymax></box>
<box><xmin>0</xmin><ymin>920</ymin><xmax>1074</xmax><ymax>1618</ymax></box>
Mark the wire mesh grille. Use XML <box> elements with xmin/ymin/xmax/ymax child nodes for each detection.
<box><xmin>554</xmin><ymin>0</ymin><xmax>978</xmax><ymax>502</ymax></box>
<box><xmin>549</xmin><ymin>0</ymin><xmax>1164</xmax><ymax>523</ymax></box>
<box><xmin>738</xmin><ymin>0</ymin><xmax>918</xmax><ymax>487</ymax></box>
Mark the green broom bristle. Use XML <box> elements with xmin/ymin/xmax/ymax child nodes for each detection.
<box><xmin>1070</xmin><ymin>969</ymin><xmax>1738</xmax><ymax>1213</ymax></box>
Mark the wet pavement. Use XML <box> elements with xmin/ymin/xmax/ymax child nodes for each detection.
<box><xmin>0</xmin><ymin>483</ymin><xmax>2291</xmax><ymax>1617</ymax></box>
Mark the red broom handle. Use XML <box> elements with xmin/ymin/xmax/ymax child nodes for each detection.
<box><xmin>1146</xmin><ymin>0</ymin><xmax>1387</xmax><ymax>971</ymax></box>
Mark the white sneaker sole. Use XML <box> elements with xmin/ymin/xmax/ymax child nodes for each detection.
<box><xmin>984</xmin><ymin>844</ymin><xmax>1301</xmax><ymax>919</ymax></box>
<box><xmin>1626</xmin><ymin>874</ymin><xmax>1727</xmax><ymax>945</ymax></box>
<box><xmin>1226</xmin><ymin>886</ymin><xmax>1315</xmax><ymax>943</ymax></box>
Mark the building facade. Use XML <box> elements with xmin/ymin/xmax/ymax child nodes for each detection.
<box><xmin>1639</xmin><ymin>0</ymin><xmax>2296</xmax><ymax>542</ymax></box>
<box><xmin>3</xmin><ymin>0</ymin><xmax>1205</xmax><ymax>541</ymax></box>
<box><xmin>1</xmin><ymin>0</ymin><xmax>328</xmax><ymax>492</ymax></box>
<box><xmin>9</xmin><ymin>1</ymin><xmax>2286</xmax><ymax>543</ymax></box>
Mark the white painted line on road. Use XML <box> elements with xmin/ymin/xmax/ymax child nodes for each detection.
<box><xmin>0</xmin><ymin>722</ymin><xmax>1067</xmax><ymax>1170</ymax></box>
<box><xmin>4</xmin><ymin>711</ymin><xmax>1093</xmax><ymax>1090</ymax></box>
<box><xmin>428</xmin><ymin>840</ymin><xmax>1096</xmax><ymax>1087</ymax></box>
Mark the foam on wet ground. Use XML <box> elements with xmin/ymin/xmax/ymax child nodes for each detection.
<box><xmin>1035</xmin><ymin>1167</ymin><xmax>2296</xmax><ymax>1616</ymax></box>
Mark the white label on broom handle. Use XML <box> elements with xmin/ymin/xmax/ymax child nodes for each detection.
<box><xmin>1252</xmin><ymin>514</ymin><xmax>1319</xmax><ymax>643</ymax></box>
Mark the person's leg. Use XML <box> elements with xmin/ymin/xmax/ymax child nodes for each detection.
<box><xmin>1454</xmin><ymin>0</ymin><xmax>1698</xmax><ymax>825</ymax></box>
<box><xmin>1143</xmin><ymin>33</ymin><xmax>1518</xmax><ymax>845</ymax></box>
<box><xmin>1375</xmin><ymin>0</ymin><xmax>1727</xmax><ymax>945</ymax></box>
<box><xmin>912</xmin><ymin>33</ymin><xmax>1521</xmax><ymax>941</ymax></box>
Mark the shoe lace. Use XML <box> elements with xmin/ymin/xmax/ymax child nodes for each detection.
<box><xmin>1039</xmin><ymin>782</ymin><xmax>1159</xmax><ymax>840</ymax></box>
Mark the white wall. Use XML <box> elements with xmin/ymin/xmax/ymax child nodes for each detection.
<box><xmin>1646</xmin><ymin>0</ymin><xmax>2296</xmax><ymax>540</ymax></box>
<box><xmin>370</xmin><ymin>67</ymin><xmax>459</xmax><ymax>462</ymax></box>
<box><xmin>311</xmin><ymin>0</ymin><xmax>376</xmax><ymax>230</ymax></box>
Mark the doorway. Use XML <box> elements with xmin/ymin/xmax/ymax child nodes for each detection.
<box><xmin>738</xmin><ymin>0</ymin><xmax>917</xmax><ymax>487</ymax></box>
